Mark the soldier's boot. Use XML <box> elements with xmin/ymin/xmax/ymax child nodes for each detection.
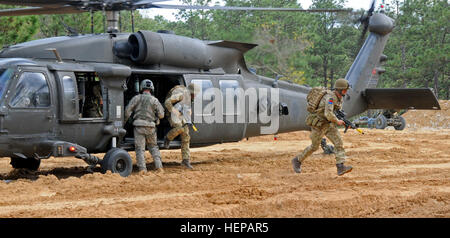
<box><xmin>321</xmin><ymin>138</ymin><xmax>335</xmax><ymax>154</ymax></box>
<box><xmin>291</xmin><ymin>157</ymin><xmax>302</xmax><ymax>173</ymax></box>
<box><xmin>163</xmin><ymin>136</ymin><xmax>170</xmax><ymax>149</ymax></box>
<box><xmin>136</xmin><ymin>158</ymin><xmax>147</xmax><ymax>173</ymax></box>
<box><xmin>136</xmin><ymin>150</ymin><xmax>148</xmax><ymax>173</ymax></box>
<box><xmin>154</xmin><ymin>157</ymin><xmax>164</xmax><ymax>173</ymax></box>
<box><xmin>138</xmin><ymin>166</ymin><xmax>148</xmax><ymax>173</ymax></box>
<box><xmin>336</xmin><ymin>163</ymin><xmax>352</xmax><ymax>176</ymax></box>
<box><xmin>181</xmin><ymin>159</ymin><xmax>194</xmax><ymax>169</ymax></box>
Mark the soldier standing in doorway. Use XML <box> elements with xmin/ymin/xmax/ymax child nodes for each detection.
<box><xmin>125</xmin><ymin>79</ymin><xmax>165</xmax><ymax>173</ymax></box>
<box><xmin>84</xmin><ymin>84</ymin><xmax>103</xmax><ymax>118</ymax></box>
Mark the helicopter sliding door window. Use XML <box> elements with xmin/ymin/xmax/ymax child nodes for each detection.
<box><xmin>219</xmin><ymin>80</ymin><xmax>240</xmax><ymax>116</ymax></box>
<box><xmin>191</xmin><ymin>79</ymin><xmax>214</xmax><ymax>116</ymax></box>
<box><xmin>9</xmin><ymin>72</ymin><xmax>50</xmax><ymax>108</ymax></box>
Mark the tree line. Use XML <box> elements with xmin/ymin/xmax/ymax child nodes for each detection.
<box><xmin>0</xmin><ymin>0</ymin><xmax>448</xmax><ymax>99</ymax></box>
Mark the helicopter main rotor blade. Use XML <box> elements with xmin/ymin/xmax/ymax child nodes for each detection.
<box><xmin>148</xmin><ymin>4</ymin><xmax>352</xmax><ymax>12</ymax></box>
<box><xmin>0</xmin><ymin>0</ymin><xmax>173</xmax><ymax>9</ymax></box>
<box><xmin>0</xmin><ymin>0</ymin><xmax>352</xmax><ymax>16</ymax></box>
<box><xmin>0</xmin><ymin>6</ymin><xmax>83</xmax><ymax>16</ymax></box>
<box><xmin>0</xmin><ymin>0</ymin><xmax>75</xmax><ymax>7</ymax></box>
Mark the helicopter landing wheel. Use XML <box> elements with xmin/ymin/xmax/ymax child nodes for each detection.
<box><xmin>10</xmin><ymin>157</ymin><xmax>41</xmax><ymax>171</ymax></box>
<box><xmin>101</xmin><ymin>148</ymin><xmax>133</xmax><ymax>177</ymax></box>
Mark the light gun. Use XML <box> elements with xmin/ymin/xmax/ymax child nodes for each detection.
<box><xmin>335</xmin><ymin>110</ymin><xmax>364</xmax><ymax>134</ymax></box>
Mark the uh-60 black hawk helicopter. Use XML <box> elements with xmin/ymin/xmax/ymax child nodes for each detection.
<box><xmin>0</xmin><ymin>0</ymin><xmax>440</xmax><ymax>177</ymax></box>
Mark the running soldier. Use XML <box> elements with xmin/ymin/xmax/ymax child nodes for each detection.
<box><xmin>163</xmin><ymin>84</ymin><xmax>200</xmax><ymax>169</ymax></box>
<box><xmin>292</xmin><ymin>78</ymin><xmax>353</xmax><ymax>176</ymax></box>
<box><xmin>125</xmin><ymin>79</ymin><xmax>165</xmax><ymax>173</ymax></box>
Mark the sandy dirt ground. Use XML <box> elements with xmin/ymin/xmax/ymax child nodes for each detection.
<box><xmin>0</xmin><ymin>102</ymin><xmax>449</xmax><ymax>218</ymax></box>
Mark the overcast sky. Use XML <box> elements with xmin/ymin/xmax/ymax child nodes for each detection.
<box><xmin>140</xmin><ymin>0</ymin><xmax>386</xmax><ymax>21</ymax></box>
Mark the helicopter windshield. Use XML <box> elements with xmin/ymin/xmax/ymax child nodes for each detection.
<box><xmin>0</xmin><ymin>68</ymin><xmax>13</xmax><ymax>99</ymax></box>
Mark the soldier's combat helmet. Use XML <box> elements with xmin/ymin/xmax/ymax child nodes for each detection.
<box><xmin>334</xmin><ymin>78</ymin><xmax>350</xmax><ymax>90</ymax></box>
<box><xmin>140</xmin><ymin>79</ymin><xmax>154</xmax><ymax>93</ymax></box>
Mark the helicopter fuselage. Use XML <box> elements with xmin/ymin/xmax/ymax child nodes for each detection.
<box><xmin>0</xmin><ymin>31</ymin><xmax>310</xmax><ymax>160</ymax></box>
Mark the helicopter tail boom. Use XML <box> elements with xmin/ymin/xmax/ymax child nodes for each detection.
<box><xmin>343</xmin><ymin>12</ymin><xmax>440</xmax><ymax>116</ymax></box>
<box><xmin>342</xmin><ymin>12</ymin><xmax>394</xmax><ymax>117</ymax></box>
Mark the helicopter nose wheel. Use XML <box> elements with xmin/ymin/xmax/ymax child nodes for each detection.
<box><xmin>101</xmin><ymin>148</ymin><xmax>132</xmax><ymax>177</ymax></box>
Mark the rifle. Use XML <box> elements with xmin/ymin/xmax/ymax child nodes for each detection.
<box><xmin>334</xmin><ymin>110</ymin><xmax>364</xmax><ymax>134</ymax></box>
<box><xmin>174</xmin><ymin>103</ymin><xmax>198</xmax><ymax>132</ymax></box>
<box><xmin>187</xmin><ymin>122</ymin><xmax>198</xmax><ymax>132</ymax></box>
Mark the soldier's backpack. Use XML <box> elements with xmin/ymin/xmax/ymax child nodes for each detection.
<box><xmin>306</xmin><ymin>87</ymin><xmax>327</xmax><ymax>113</ymax></box>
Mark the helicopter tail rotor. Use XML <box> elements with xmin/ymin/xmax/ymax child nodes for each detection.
<box><xmin>356</xmin><ymin>0</ymin><xmax>377</xmax><ymax>54</ymax></box>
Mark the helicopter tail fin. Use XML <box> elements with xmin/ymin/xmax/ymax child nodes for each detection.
<box><xmin>342</xmin><ymin>12</ymin><xmax>440</xmax><ymax>116</ymax></box>
<box><xmin>342</xmin><ymin>12</ymin><xmax>395</xmax><ymax>117</ymax></box>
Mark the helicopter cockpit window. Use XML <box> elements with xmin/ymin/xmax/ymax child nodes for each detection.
<box><xmin>10</xmin><ymin>72</ymin><xmax>50</xmax><ymax>108</ymax></box>
<box><xmin>0</xmin><ymin>68</ymin><xmax>13</xmax><ymax>100</ymax></box>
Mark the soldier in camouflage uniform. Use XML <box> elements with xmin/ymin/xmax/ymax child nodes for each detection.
<box><xmin>163</xmin><ymin>84</ymin><xmax>200</xmax><ymax>169</ymax></box>
<box><xmin>292</xmin><ymin>78</ymin><xmax>353</xmax><ymax>176</ymax></box>
<box><xmin>84</xmin><ymin>84</ymin><xmax>103</xmax><ymax>118</ymax></box>
<box><xmin>125</xmin><ymin>79</ymin><xmax>165</xmax><ymax>173</ymax></box>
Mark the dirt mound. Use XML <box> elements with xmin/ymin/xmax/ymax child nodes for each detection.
<box><xmin>403</xmin><ymin>100</ymin><xmax>450</xmax><ymax>129</ymax></box>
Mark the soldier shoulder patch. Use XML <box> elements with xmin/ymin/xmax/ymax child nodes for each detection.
<box><xmin>328</xmin><ymin>98</ymin><xmax>334</xmax><ymax>104</ymax></box>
